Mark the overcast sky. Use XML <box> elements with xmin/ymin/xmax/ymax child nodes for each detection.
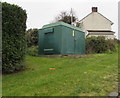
<box><xmin>2</xmin><ymin>0</ymin><xmax>119</xmax><ymax>39</ymax></box>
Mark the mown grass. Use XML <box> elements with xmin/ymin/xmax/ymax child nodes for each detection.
<box><xmin>2</xmin><ymin>48</ymin><xmax>118</xmax><ymax>96</ymax></box>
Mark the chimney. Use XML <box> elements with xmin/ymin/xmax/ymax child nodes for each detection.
<box><xmin>92</xmin><ymin>7</ymin><xmax>98</xmax><ymax>12</ymax></box>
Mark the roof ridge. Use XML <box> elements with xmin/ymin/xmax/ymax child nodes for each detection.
<box><xmin>79</xmin><ymin>12</ymin><xmax>113</xmax><ymax>25</ymax></box>
<box><xmin>42</xmin><ymin>22</ymin><xmax>83</xmax><ymax>32</ymax></box>
<box><xmin>97</xmin><ymin>12</ymin><xmax>113</xmax><ymax>25</ymax></box>
<box><xmin>79</xmin><ymin>12</ymin><xmax>92</xmax><ymax>22</ymax></box>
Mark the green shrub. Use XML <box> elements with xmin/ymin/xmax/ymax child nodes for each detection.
<box><xmin>26</xmin><ymin>46</ymin><xmax>38</xmax><ymax>56</ymax></box>
<box><xmin>2</xmin><ymin>2</ymin><xmax>27</xmax><ymax>74</ymax></box>
<box><xmin>86</xmin><ymin>36</ymin><xmax>116</xmax><ymax>54</ymax></box>
<box><xmin>26</xmin><ymin>28</ymin><xmax>38</xmax><ymax>47</ymax></box>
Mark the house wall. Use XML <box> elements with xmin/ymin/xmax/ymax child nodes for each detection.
<box><xmin>87</xmin><ymin>34</ymin><xmax>115</xmax><ymax>39</ymax></box>
<box><xmin>79</xmin><ymin>12</ymin><xmax>112</xmax><ymax>31</ymax></box>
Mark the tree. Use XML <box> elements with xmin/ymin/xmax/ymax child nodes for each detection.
<box><xmin>26</xmin><ymin>28</ymin><xmax>39</xmax><ymax>47</ymax></box>
<box><xmin>53</xmin><ymin>9</ymin><xmax>79</xmax><ymax>26</ymax></box>
<box><xmin>2</xmin><ymin>2</ymin><xmax>27</xmax><ymax>74</ymax></box>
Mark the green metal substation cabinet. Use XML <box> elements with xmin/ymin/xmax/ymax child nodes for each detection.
<box><xmin>38</xmin><ymin>22</ymin><xmax>85</xmax><ymax>55</ymax></box>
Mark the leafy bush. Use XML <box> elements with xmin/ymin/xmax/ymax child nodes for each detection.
<box><xmin>26</xmin><ymin>28</ymin><xmax>38</xmax><ymax>47</ymax></box>
<box><xmin>26</xmin><ymin>46</ymin><xmax>38</xmax><ymax>56</ymax></box>
<box><xmin>2</xmin><ymin>2</ymin><xmax>27</xmax><ymax>74</ymax></box>
<box><xmin>86</xmin><ymin>36</ymin><xmax>116</xmax><ymax>54</ymax></box>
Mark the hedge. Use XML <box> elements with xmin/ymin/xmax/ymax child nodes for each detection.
<box><xmin>86</xmin><ymin>36</ymin><xmax>116</xmax><ymax>54</ymax></box>
<box><xmin>2</xmin><ymin>2</ymin><xmax>27</xmax><ymax>73</ymax></box>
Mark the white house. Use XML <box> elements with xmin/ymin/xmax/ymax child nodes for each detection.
<box><xmin>79</xmin><ymin>7</ymin><xmax>115</xmax><ymax>39</ymax></box>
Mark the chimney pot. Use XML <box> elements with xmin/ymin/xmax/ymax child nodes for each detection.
<box><xmin>92</xmin><ymin>7</ymin><xmax>98</xmax><ymax>12</ymax></box>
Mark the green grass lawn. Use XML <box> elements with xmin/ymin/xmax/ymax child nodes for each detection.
<box><xmin>3</xmin><ymin>52</ymin><xmax>118</xmax><ymax>96</ymax></box>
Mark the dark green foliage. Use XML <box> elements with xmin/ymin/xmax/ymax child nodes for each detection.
<box><xmin>2</xmin><ymin>2</ymin><xmax>27</xmax><ymax>73</ymax></box>
<box><xmin>26</xmin><ymin>46</ymin><xmax>38</xmax><ymax>56</ymax></box>
<box><xmin>26</xmin><ymin>28</ymin><xmax>38</xmax><ymax>47</ymax></box>
<box><xmin>86</xmin><ymin>36</ymin><xmax>116</xmax><ymax>54</ymax></box>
